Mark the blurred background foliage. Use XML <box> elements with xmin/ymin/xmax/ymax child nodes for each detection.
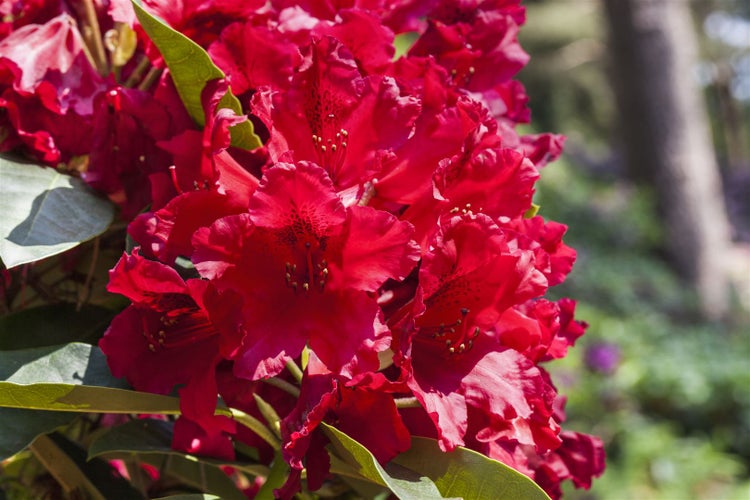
<box><xmin>519</xmin><ymin>0</ymin><xmax>750</xmax><ymax>498</ymax></box>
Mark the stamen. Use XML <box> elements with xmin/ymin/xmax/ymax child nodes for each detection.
<box><xmin>284</xmin><ymin>242</ymin><xmax>330</xmax><ymax>294</ymax></box>
<box><xmin>168</xmin><ymin>166</ymin><xmax>183</xmax><ymax>194</ymax></box>
<box><xmin>419</xmin><ymin>308</ymin><xmax>479</xmax><ymax>355</ymax></box>
<box><xmin>312</xmin><ymin>128</ymin><xmax>349</xmax><ymax>179</ymax></box>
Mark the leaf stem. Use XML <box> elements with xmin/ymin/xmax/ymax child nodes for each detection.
<box><xmin>262</xmin><ymin>377</ymin><xmax>301</xmax><ymax>398</ymax></box>
<box><xmin>123</xmin><ymin>55</ymin><xmax>152</xmax><ymax>88</ymax></box>
<box><xmin>137</xmin><ymin>67</ymin><xmax>163</xmax><ymax>91</ymax></box>
<box><xmin>79</xmin><ymin>0</ymin><xmax>109</xmax><ymax>76</ymax></box>
<box><xmin>77</xmin><ymin>236</ymin><xmax>99</xmax><ymax>310</ymax></box>
<box><xmin>285</xmin><ymin>359</ymin><xmax>304</xmax><ymax>383</ymax></box>
<box><xmin>394</xmin><ymin>396</ymin><xmax>422</xmax><ymax>409</ymax></box>
<box><xmin>227</xmin><ymin>408</ymin><xmax>281</xmax><ymax>450</ymax></box>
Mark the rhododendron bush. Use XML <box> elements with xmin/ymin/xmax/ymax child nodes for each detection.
<box><xmin>0</xmin><ymin>0</ymin><xmax>605</xmax><ymax>498</ymax></box>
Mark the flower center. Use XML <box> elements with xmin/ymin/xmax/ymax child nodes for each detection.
<box><xmin>312</xmin><ymin>127</ymin><xmax>348</xmax><ymax>180</ymax></box>
<box><xmin>417</xmin><ymin>307</ymin><xmax>481</xmax><ymax>355</ymax></box>
<box><xmin>284</xmin><ymin>241</ymin><xmax>330</xmax><ymax>293</ymax></box>
<box><xmin>142</xmin><ymin>308</ymin><xmax>217</xmax><ymax>352</ymax></box>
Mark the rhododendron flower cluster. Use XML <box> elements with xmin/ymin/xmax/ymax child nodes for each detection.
<box><xmin>0</xmin><ymin>0</ymin><xmax>604</xmax><ymax>497</ymax></box>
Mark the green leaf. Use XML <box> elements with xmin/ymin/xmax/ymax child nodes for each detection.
<box><xmin>89</xmin><ymin>419</ymin><xmax>245</xmax><ymax>500</ymax></box>
<box><xmin>0</xmin><ymin>408</ymin><xmax>76</xmax><ymax>460</ymax></box>
<box><xmin>394</xmin><ymin>32</ymin><xmax>419</xmax><ymax>59</ymax></box>
<box><xmin>524</xmin><ymin>203</ymin><xmax>541</xmax><ymax>219</ymax></box>
<box><xmin>131</xmin><ymin>1</ymin><xmax>261</xmax><ymax>150</ymax></box>
<box><xmin>88</xmin><ymin>418</ymin><xmax>269</xmax><ymax>479</ymax></box>
<box><xmin>0</xmin><ymin>343</ymin><xmax>128</xmax><ymax>459</ymax></box>
<box><xmin>322</xmin><ymin>424</ymin><xmax>551</xmax><ymax>500</ymax></box>
<box><xmin>321</xmin><ymin>423</ymin><xmax>447</xmax><ymax>499</ymax></box>
<box><xmin>0</xmin><ymin>158</ymin><xmax>115</xmax><ymax>268</ymax></box>
<box><xmin>29</xmin><ymin>432</ymin><xmax>143</xmax><ymax>500</ymax></box>
<box><xmin>0</xmin><ymin>342</ymin><xmax>126</xmax><ymax>387</ymax></box>
<box><xmin>0</xmin><ymin>382</ymin><xmax>182</xmax><ymax>414</ymax></box>
<box><xmin>391</xmin><ymin>437</ymin><xmax>552</xmax><ymax>500</ymax></box>
<box><xmin>254</xmin><ymin>451</ymin><xmax>289</xmax><ymax>500</ymax></box>
<box><xmin>0</xmin><ymin>304</ymin><xmax>116</xmax><ymax>350</ymax></box>
<box><xmin>153</xmin><ymin>496</ymin><xmax>220</xmax><ymax>500</ymax></box>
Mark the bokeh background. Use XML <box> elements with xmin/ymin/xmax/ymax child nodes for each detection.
<box><xmin>518</xmin><ymin>1</ymin><xmax>750</xmax><ymax>498</ymax></box>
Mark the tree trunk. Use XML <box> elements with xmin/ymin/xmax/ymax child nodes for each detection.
<box><xmin>602</xmin><ymin>0</ymin><xmax>733</xmax><ymax>319</ymax></box>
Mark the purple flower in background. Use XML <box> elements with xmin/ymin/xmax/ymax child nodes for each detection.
<box><xmin>584</xmin><ymin>342</ymin><xmax>621</xmax><ymax>374</ymax></box>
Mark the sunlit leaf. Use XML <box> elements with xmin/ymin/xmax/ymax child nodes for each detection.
<box><xmin>0</xmin><ymin>343</ymin><xmax>127</xmax><ymax>459</ymax></box>
<box><xmin>0</xmin><ymin>158</ymin><xmax>114</xmax><ymax>268</ymax></box>
<box><xmin>321</xmin><ymin>423</ymin><xmax>447</xmax><ymax>499</ymax></box>
<box><xmin>392</xmin><ymin>437</ymin><xmax>551</xmax><ymax>500</ymax></box>
<box><xmin>323</xmin><ymin>424</ymin><xmax>551</xmax><ymax>500</ymax></box>
<box><xmin>131</xmin><ymin>1</ymin><xmax>261</xmax><ymax>150</ymax></box>
<box><xmin>0</xmin><ymin>342</ymin><xmax>126</xmax><ymax>387</ymax></box>
<box><xmin>0</xmin><ymin>382</ymin><xmax>181</xmax><ymax>414</ymax></box>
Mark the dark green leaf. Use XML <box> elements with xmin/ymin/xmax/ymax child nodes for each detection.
<box><xmin>89</xmin><ymin>420</ymin><xmax>246</xmax><ymax>500</ymax></box>
<box><xmin>131</xmin><ymin>1</ymin><xmax>261</xmax><ymax>150</ymax></box>
<box><xmin>0</xmin><ymin>158</ymin><xmax>115</xmax><ymax>268</ymax></box>
<box><xmin>29</xmin><ymin>432</ymin><xmax>143</xmax><ymax>500</ymax></box>
<box><xmin>0</xmin><ymin>304</ymin><xmax>116</xmax><ymax>350</ymax></box>
<box><xmin>88</xmin><ymin>418</ymin><xmax>269</xmax><ymax>478</ymax></box>
<box><xmin>0</xmin><ymin>407</ymin><xmax>76</xmax><ymax>460</ymax></box>
<box><xmin>391</xmin><ymin>437</ymin><xmax>552</xmax><ymax>500</ymax></box>
<box><xmin>153</xmin><ymin>496</ymin><xmax>220</xmax><ymax>500</ymax></box>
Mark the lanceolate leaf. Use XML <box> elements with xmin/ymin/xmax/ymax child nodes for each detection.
<box><xmin>323</xmin><ymin>423</ymin><xmax>551</xmax><ymax>500</ymax></box>
<box><xmin>0</xmin><ymin>408</ymin><xmax>76</xmax><ymax>460</ymax></box>
<box><xmin>0</xmin><ymin>158</ymin><xmax>115</xmax><ymax>268</ymax></box>
<box><xmin>0</xmin><ymin>343</ymin><xmax>129</xmax><ymax>458</ymax></box>
<box><xmin>153</xmin><ymin>496</ymin><xmax>221</xmax><ymax>500</ymax></box>
<box><xmin>0</xmin><ymin>343</ymin><xmax>126</xmax><ymax>387</ymax></box>
<box><xmin>29</xmin><ymin>432</ymin><xmax>143</xmax><ymax>500</ymax></box>
<box><xmin>131</xmin><ymin>0</ymin><xmax>261</xmax><ymax>150</ymax></box>
<box><xmin>392</xmin><ymin>437</ymin><xmax>552</xmax><ymax>500</ymax></box>
<box><xmin>0</xmin><ymin>382</ymin><xmax>182</xmax><ymax>414</ymax></box>
<box><xmin>321</xmin><ymin>423</ymin><xmax>447</xmax><ymax>500</ymax></box>
<box><xmin>88</xmin><ymin>418</ymin><xmax>269</xmax><ymax>479</ymax></box>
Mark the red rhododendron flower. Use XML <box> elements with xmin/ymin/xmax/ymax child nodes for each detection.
<box><xmin>280</xmin><ymin>354</ymin><xmax>411</xmax><ymax>496</ymax></box>
<box><xmin>256</xmin><ymin>35</ymin><xmax>421</xmax><ymax>194</ymax></box>
<box><xmin>99</xmin><ymin>250</ymin><xmax>243</xmax><ymax>456</ymax></box>
<box><xmin>395</xmin><ymin>214</ymin><xmax>554</xmax><ymax>450</ymax></box>
<box><xmin>193</xmin><ymin>161</ymin><xmax>420</xmax><ymax>379</ymax></box>
<box><xmin>408</xmin><ymin>0</ymin><xmax>528</xmax><ymax>91</ymax></box>
<box><xmin>0</xmin><ymin>14</ymin><xmax>106</xmax><ymax>163</ymax></box>
<box><xmin>6</xmin><ymin>0</ymin><xmax>608</xmax><ymax>496</ymax></box>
